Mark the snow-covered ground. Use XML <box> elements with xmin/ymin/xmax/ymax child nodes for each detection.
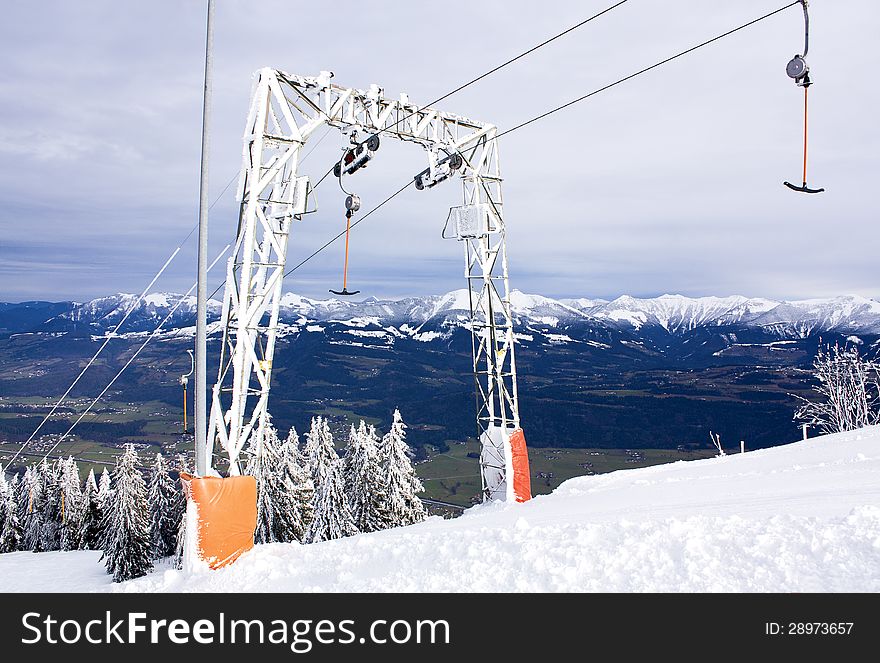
<box><xmin>2</xmin><ymin>426</ymin><xmax>879</xmax><ymax>592</ymax></box>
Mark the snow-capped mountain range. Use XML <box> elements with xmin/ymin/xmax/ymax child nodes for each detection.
<box><xmin>4</xmin><ymin>291</ymin><xmax>878</xmax><ymax>450</ymax></box>
<box><xmin>30</xmin><ymin>289</ymin><xmax>880</xmax><ymax>340</ymax></box>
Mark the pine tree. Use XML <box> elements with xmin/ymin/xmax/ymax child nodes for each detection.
<box><xmin>98</xmin><ymin>467</ymin><xmax>112</xmax><ymax>508</ymax></box>
<box><xmin>95</xmin><ymin>467</ymin><xmax>112</xmax><ymax>550</ymax></box>
<box><xmin>101</xmin><ymin>445</ymin><xmax>153</xmax><ymax>582</ymax></box>
<box><xmin>305</xmin><ymin>416</ymin><xmax>337</xmax><ymax>497</ymax></box>
<box><xmin>0</xmin><ymin>473</ymin><xmax>22</xmax><ymax>553</ymax></box>
<box><xmin>59</xmin><ymin>457</ymin><xmax>84</xmax><ymax>551</ymax></box>
<box><xmin>306</xmin><ymin>459</ymin><xmax>357</xmax><ymax>543</ymax></box>
<box><xmin>39</xmin><ymin>459</ymin><xmax>62</xmax><ymax>551</ymax></box>
<box><xmin>21</xmin><ymin>465</ymin><xmax>44</xmax><ymax>552</ymax></box>
<box><xmin>343</xmin><ymin>421</ymin><xmax>388</xmax><ymax>533</ymax></box>
<box><xmin>13</xmin><ymin>470</ymin><xmax>30</xmax><ymax>550</ymax></box>
<box><xmin>247</xmin><ymin>423</ymin><xmax>301</xmax><ymax>544</ymax></box>
<box><xmin>147</xmin><ymin>454</ymin><xmax>178</xmax><ymax>559</ymax></box>
<box><xmin>78</xmin><ymin>469</ymin><xmax>103</xmax><ymax>550</ymax></box>
<box><xmin>381</xmin><ymin>409</ymin><xmax>426</xmax><ymax>527</ymax></box>
<box><xmin>172</xmin><ymin>454</ymin><xmax>190</xmax><ymax>570</ymax></box>
<box><xmin>0</xmin><ymin>468</ymin><xmax>8</xmax><ymax>535</ymax></box>
<box><xmin>281</xmin><ymin>427</ymin><xmax>314</xmax><ymax>542</ymax></box>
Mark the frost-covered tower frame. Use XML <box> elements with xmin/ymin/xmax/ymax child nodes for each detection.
<box><xmin>208</xmin><ymin>68</ymin><xmax>524</xmax><ymax>501</ymax></box>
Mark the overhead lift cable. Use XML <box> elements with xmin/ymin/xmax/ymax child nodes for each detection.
<box><xmin>307</xmin><ymin>1</ymin><xmax>633</xmax><ymax>286</ymax></box>
<box><xmin>282</xmin><ymin>2</ymin><xmax>804</xmax><ymax>279</ymax></box>
<box><xmin>284</xmin><ymin>181</ymin><xmax>413</xmax><ymax>279</ymax></box>
<box><xmin>320</xmin><ymin>0</ymin><xmax>629</xmax><ymax>296</ymax></box>
<box><xmin>8</xmin><ymin>183</ymin><xmax>240</xmax><ymax>466</ymax></box>
<box><xmin>495</xmin><ymin>2</ymin><xmax>802</xmax><ymax>140</ymax></box>
<box><xmin>9</xmin><ymin>126</ymin><xmax>339</xmax><ymax>466</ymax></box>
<box><xmin>383</xmin><ymin>0</ymin><xmax>631</xmax><ymax>136</ymax></box>
<box><xmin>6</xmin><ymin>248</ymin><xmax>181</xmax><ymax>467</ymax></box>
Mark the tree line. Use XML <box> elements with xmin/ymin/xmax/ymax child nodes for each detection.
<box><xmin>0</xmin><ymin>408</ymin><xmax>425</xmax><ymax>582</ymax></box>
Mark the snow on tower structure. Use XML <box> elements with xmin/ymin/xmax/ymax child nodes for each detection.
<box><xmin>206</xmin><ymin>67</ymin><xmax>530</xmax><ymax>503</ymax></box>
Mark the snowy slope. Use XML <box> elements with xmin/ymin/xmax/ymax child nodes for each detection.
<box><xmin>1</xmin><ymin>426</ymin><xmax>879</xmax><ymax>593</ymax></box>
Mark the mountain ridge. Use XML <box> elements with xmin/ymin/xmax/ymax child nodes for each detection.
<box><xmin>10</xmin><ymin>289</ymin><xmax>880</xmax><ymax>339</ymax></box>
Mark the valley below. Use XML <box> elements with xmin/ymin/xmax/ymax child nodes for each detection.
<box><xmin>2</xmin><ymin>289</ymin><xmax>878</xmax><ymax>506</ymax></box>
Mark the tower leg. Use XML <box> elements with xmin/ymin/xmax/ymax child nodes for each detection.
<box><xmin>460</xmin><ymin>130</ymin><xmax>530</xmax><ymax>502</ymax></box>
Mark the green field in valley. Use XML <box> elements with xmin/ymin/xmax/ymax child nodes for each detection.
<box><xmin>1</xmin><ymin>395</ymin><xmax>717</xmax><ymax>514</ymax></box>
<box><xmin>417</xmin><ymin>438</ymin><xmax>716</xmax><ymax>508</ymax></box>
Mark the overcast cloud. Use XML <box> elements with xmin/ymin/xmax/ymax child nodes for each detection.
<box><xmin>0</xmin><ymin>0</ymin><xmax>877</xmax><ymax>303</ymax></box>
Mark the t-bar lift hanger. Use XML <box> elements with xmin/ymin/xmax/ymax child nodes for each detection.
<box><xmin>783</xmin><ymin>1</ymin><xmax>824</xmax><ymax>194</ymax></box>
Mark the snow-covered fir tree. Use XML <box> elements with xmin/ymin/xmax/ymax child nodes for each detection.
<box><xmin>0</xmin><ymin>468</ymin><xmax>8</xmax><ymax>535</ymax></box>
<box><xmin>305</xmin><ymin>416</ymin><xmax>337</xmax><ymax>497</ymax></box>
<box><xmin>381</xmin><ymin>409</ymin><xmax>426</xmax><ymax>527</ymax></box>
<box><xmin>343</xmin><ymin>421</ymin><xmax>388</xmax><ymax>533</ymax></box>
<box><xmin>97</xmin><ymin>467</ymin><xmax>112</xmax><ymax>509</ymax></box>
<box><xmin>78</xmin><ymin>469</ymin><xmax>103</xmax><ymax>550</ymax></box>
<box><xmin>39</xmin><ymin>459</ymin><xmax>62</xmax><ymax>551</ymax></box>
<box><xmin>13</xmin><ymin>471</ymin><xmax>28</xmax><ymax>550</ymax></box>
<box><xmin>342</xmin><ymin>422</ymin><xmax>363</xmax><ymax>487</ymax></box>
<box><xmin>247</xmin><ymin>422</ymin><xmax>302</xmax><ymax>544</ymax></box>
<box><xmin>21</xmin><ymin>465</ymin><xmax>44</xmax><ymax>552</ymax></box>
<box><xmin>95</xmin><ymin>466</ymin><xmax>112</xmax><ymax>550</ymax></box>
<box><xmin>287</xmin><ymin>426</ymin><xmax>314</xmax><ymax>479</ymax></box>
<box><xmin>306</xmin><ymin>459</ymin><xmax>357</xmax><ymax>543</ymax></box>
<box><xmin>172</xmin><ymin>454</ymin><xmax>190</xmax><ymax>570</ymax></box>
<box><xmin>0</xmin><ymin>472</ymin><xmax>22</xmax><ymax>553</ymax></box>
<box><xmin>147</xmin><ymin>454</ymin><xmax>179</xmax><ymax>559</ymax></box>
<box><xmin>101</xmin><ymin>445</ymin><xmax>153</xmax><ymax>582</ymax></box>
<box><xmin>281</xmin><ymin>427</ymin><xmax>314</xmax><ymax>542</ymax></box>
<box><xmin>59</xmin><ymin>456</ymin><xmax>84</xmax><ymax>551</ymax></box>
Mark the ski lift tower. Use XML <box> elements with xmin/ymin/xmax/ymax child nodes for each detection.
<box><xmin>206</xmin><ymin>68</ymin><xmax>530</xmax><ymax>503</ymax></box>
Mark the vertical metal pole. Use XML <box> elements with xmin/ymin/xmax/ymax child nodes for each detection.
<box><xmin>802</xmin><ymin>423</ymin><xmax>809</xmax><ymax>440</ymax></box>
<box><xmin>195</xmin><ymin>0</ymin><xmax>214</xmax><ymax>476</ymax></box>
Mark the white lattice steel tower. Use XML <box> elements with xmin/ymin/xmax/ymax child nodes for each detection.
<box><xmin>207</xmin><ymin>68</ymin><xmax>526</xmax><ymax>501</ymax></box>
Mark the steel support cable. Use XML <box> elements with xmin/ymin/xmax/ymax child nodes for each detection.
<box><xmin>38</xmin><ymin>244</ymin><xmax>232</xmax><ymax>463</ymax></box>
<box><xmin>205</xmin><ymin>3</ymin><xmax>633</xmax><ymax>285</ymax></box>
<box><xmin>8</xmin><ymin>130</ymin><xmax>340</xmax><ymax>466</ymax></box>
<box><xmin>5</xmin><ymin>450</ymin><xmax>153</xmax><ymax>473</ymax></box>
<box><xmin>269</xmin><ymin>3</ymin><xmax>628</xmax><ymax>231</ymax></box>
<box><xmin>283</xmin><ymin>181</ymin><xmax>413</xmax><ymax>278</ymax></box>
<box><xmin>5</xmin><ymin>133</ymin><xmax>338</xmax><ymax>474</ymax></box>
<box><xmin>6</xmin><ymin>248</ymin><xmax>182</xmax><ymax>466</ymax></box>
<box><xmin>6</xmin><ymin>152</ymin><xmax>258</xmax><ymax>467</ymax></box>
<box><xmin>382</xmin><ymin>0</ymin><xmax>630</xmax><ymax>135</ymax></box>
<box><xmin>275</xmin><ymin>2</ymin><xmax>802</xmax><ymax>274</ymax></box>
<box><xmin>494</xmin><ymin>2</ymin><xmax>800</xmax><ymax>140</ymax></box>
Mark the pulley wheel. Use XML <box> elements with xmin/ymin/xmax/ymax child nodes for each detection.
<box><xmin>345</xmin><ymin>194</ymin><xmax>361</xmax><ymax>212</ymax></box>
<box><xmin>786</xmin><ymin>55</ymin><xmax>808</xmax><ymax>80</ymax></box>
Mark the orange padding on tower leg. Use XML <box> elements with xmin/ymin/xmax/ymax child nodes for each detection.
<box><xmin>180</xmin><ymin>473</ymin><xmax>257</xmax><ymax>569</ymax></box>
<box><xmin>509</xmin><ymin>429</ymin><xmax>532</xmax><ymax>503</ymax></box>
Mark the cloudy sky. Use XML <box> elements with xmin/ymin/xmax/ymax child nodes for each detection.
<box><xmin>1</xmin><ymin>0</ymin><xmax>877</xmax><ymax>303</ymax></box>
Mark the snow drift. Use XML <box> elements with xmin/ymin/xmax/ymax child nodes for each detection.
<box><xmin>1</xmin><ymin>425</ymin><xmax>879</xmax><ymax>592</ymax></box>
